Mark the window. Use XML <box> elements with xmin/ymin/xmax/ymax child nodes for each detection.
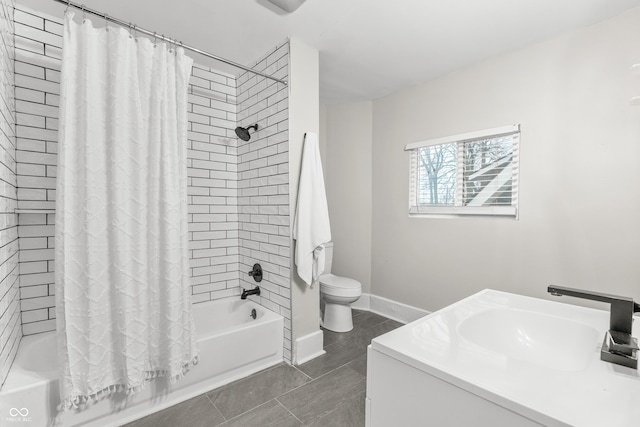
<box><xmin>406</xmin><ymin>125</ymin><xmax>520</xmax><ymax>217</ymax></box>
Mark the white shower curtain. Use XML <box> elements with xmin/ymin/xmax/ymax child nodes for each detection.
<box><xmin>55</xmin><ymin>12</ymin><xmax>198</xmax><ymax>409</ymax></box>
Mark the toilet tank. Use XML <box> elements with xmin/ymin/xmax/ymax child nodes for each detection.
<box><xmin>323</xmin><ymin>242</ymin><xmax>334</xmax><ymax>274</ymax></box>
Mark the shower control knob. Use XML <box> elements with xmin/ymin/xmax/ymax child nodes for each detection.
<box><xmin>248</xmin><ymin>263</ymin><xmax>263</xmax><ymax>282</ymax></box>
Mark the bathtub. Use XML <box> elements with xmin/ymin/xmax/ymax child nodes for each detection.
<box><xmin>0</xmin><ymin>297</ymin><xmax>284</xmax><ymax>427</ymax></box>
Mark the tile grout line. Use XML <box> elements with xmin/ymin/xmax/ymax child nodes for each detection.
<box><xmin>274</xmin><ymin>397</ymin><xmax>305</xmax><ymax>426</ymax></box>
<box><xmin>203</xmin><ymin>362</ymin><xmax>289</xmax><ymax>423</ymax></box>
<box><xmin>294</xmin><ymin>315</ymin><xmax>395</xmax><ymax>382</ymax></box>
<box><xmin>204</xmin><ymin>393</ymin><xmax>227</xmax><ymax>423</ymax></box>
<box><xmin>292</xmin><ymin>354</ymin><xmax>364</xmax><ymax>390</ymax></box>
<box><xmin>298</xmin><ymin>327</ymin><xmax>375</xmax><ymax>380</ymax></box>
<box><xmin>274</xmin><ymin>361</ymin><xmax>369</xmax><ymax>426</ymax></box>
<box><xmin>275</xmin><ymin>351</ymin><xmax>365</xmax><ymax>407</ymax></box>
<box><xmin>267</xmin><ymin>365</ymin><xmax>317</xmax><ymax>398</ymax></box>
<box><xmin>291</xmin><ymin>363</ymin><xmax>312</xmax><ymax>381</ymax></box>
<box><xmin>219</xmin><ymin>398</ymin><xmax>282</xmax><ymax>425</ymax></box>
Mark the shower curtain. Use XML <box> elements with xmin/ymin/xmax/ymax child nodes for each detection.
<box><xmin>55</xmin><ymin>12</ymin><xmax>198</xmax><ymax>409</ymax></box>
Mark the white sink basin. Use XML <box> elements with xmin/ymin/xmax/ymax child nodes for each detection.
<box><xmin>458</xmin><ymin>308</ymin><xmax>599</xmax><ymax>371</ymax></box>
<box><xmin>370</xmin><ymin>289</ymin><xmax>640</xmax><ymax>427</ymax></box>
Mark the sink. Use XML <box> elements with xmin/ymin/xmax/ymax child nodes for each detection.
<box><xmin>458</xmin><ymin>307</ymin><xmax>600</xmax><ymax>371</ymax></box>
<box><xmin>369</xmin><ymin>290</ymin><xmax>639</xmax><ymax>427</ymax></box>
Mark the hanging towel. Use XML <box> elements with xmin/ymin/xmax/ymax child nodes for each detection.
<box><xmin>293</xmin><ymin>132</ymin><xmax>332</xmax><ymax>286</ymax></box>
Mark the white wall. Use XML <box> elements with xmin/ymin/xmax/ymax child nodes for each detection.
<box><xmin>325</xmin><ymin>7</ymin><xmax>640</xmax><ymax>313</ymax></box>
<box><xmin>288</xmin><ymin>38</ymin><xmax>321</xmax><ymax>356</ymax></box>
<box><xmin>319</xmin><ymin>104</ymin><xmax>327</xmax><ymax>168</ymax></box>
<box><xmin>324</xmin><ymin>101</ymin><xmax>372</xmax><ymax>294</ymax></box>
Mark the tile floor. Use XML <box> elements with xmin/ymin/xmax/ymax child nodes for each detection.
<box><xmin>125</xmin><ymin>310</ymin><xmax>403</xmax><ymax>427</ymax></box>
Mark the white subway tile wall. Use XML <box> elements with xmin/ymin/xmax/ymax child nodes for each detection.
<box><xmin>236</xmin><ymin>41</ymin><xmax>291</xmax><ymax>363</ymax></box>
<box><xmin>187</xmin><ymin>62</ymin><xmax>241</xmax><ymax>303</ymax></box>
<box><xmin>0</xmin><ymin>0</ymin><xmax>19</xmax><ymax>388</ymax></box>
<box><xmin>14</xmin><ymin>6</ymin><xmax>73</xmax><ymax>336</ymax></box>
<box><xmin>13</xmin><ymin>6</ymin><xmax>255</xmax><ymax>336</ymax></box>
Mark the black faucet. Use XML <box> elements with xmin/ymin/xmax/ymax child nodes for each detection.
<box><xmin>247</xmin><ymin>263</ymin><xmax>263</xmax><ymax>282</ymax></box>
<box><xmin>547</xmin><ymin>285</ymin><xmax>640</xmax><ymax>335</ymax></box>
<box><xmin>241</xmin><ymin>286</ymin><xmax>260</xmax><ymax>300</ymax></box>
<box><xmin>548</xmin><ymin>285</ymin><xmax>640</xmax><ymax>368</ymax></box>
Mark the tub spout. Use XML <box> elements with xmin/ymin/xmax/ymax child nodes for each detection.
<box><xmin>241</xmin><ymin>286</ymin><xmax>260</xmax><ymax>300</ymax></box>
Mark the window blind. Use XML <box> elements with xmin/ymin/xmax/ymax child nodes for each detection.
<box><xmin>407</xmin><ymin>125</ymin><xmax>520</xmax><ymax>217</ymax></box>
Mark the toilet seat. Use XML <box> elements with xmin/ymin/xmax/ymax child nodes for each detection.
<box><xmin>320</xmin><ymin>274</ymin><xmax>362</xmax><ymax>297</ymax></box>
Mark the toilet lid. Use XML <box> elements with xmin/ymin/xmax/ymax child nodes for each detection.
<box><xmin>319</xmin><ymin>274</ymin><xmax>361</xmax><ymax>290</ymax></box>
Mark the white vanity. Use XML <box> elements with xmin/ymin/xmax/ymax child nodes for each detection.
<box><xmin>365</xmin><ymin>289</ymin><xmax>640</xmax><ymax>427</ymax></box>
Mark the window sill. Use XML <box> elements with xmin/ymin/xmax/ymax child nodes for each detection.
<box><xmin>409</xmin><ymin>206</ymin><xmax>517</xmax><ymax>218</ymax></box>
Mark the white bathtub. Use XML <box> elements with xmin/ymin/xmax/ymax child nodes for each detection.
<box><xmin>0</xmin><ymin>297</ymin><xmax>284</xmax><ymax>427</ymax></box>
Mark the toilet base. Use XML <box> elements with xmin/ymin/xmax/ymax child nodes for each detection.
<box><xmin>322</xmin><ymin>302</ymin><xmax>354</xmax><ymax>332</ymax></box>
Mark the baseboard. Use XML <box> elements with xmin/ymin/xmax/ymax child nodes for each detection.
<box><xmin>293</xmin><ymin>329</ymin><xmax>326</xmax><ymax>365</ymax></box>
<box><xmin>352</xmin><ymin>293</ymin><xmax>370</xmax><ymax>311</ymax></box>
<box><xmin>295</xmin><ymin>294</ymin><xmax>428</xmax><ymax>365</ymax></box>
<box><xmin>352</xmin><ymin>293</ymin><xmax>430</xmax><ymax>325</ymax></box>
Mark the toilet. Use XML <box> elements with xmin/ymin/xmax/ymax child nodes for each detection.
<box><xmin>319</xmin><ymin>242</ymin><xmax>362</xmax><ymax>332</ymax></box>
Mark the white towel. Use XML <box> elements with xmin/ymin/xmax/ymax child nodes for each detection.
<box><xmin>293</xmin><ymin>132</ymin><xmax>332</xmax><ymax>286</ymax></box>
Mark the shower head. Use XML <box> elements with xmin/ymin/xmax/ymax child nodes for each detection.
<box><xmin>235</xmin><ymin>124</ymin><xmax>259</xmax><ymax>141</ymax></box>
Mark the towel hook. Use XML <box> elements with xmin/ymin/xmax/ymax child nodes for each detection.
<box><xmin>65</xmin><ymin>0</ymin><xmax>70</xmax><ymax>14</ymax></box>
<box><xmin>81</xmin><ymin>4</ymin><xmax>86</xmax><ymax>21</ymax></box>
<box><xmin>104</xmin><ymin>13</ymin><xmax>108</xmax><ymax>31</ymax></box>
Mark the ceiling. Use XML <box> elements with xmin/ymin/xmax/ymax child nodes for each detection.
<box><xmin>19</xmin><ymin>0</ymin><xmax>640</xmax><ymax>103</ymax></box>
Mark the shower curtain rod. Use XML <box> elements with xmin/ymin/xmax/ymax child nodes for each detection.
<box><xmin>51</xmin><ymin>0</ymin><xmax>288</xmax><ymax>85</ymax></box>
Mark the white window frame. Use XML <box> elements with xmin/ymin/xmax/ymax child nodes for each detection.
<box><xmin>405</xmin><ymin>125</ymin><xmax>520</xmax><ymax>218</ymax></box>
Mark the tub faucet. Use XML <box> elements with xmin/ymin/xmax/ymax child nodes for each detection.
<box><xmin>548</xmin><ymin>285</ymin><xmax>640</xmax><ymax>369</ymax></box>
<box><xmin>241</xmin><ymin>286</ymin><xmax>260</xmax><ymax>300</ymax></box>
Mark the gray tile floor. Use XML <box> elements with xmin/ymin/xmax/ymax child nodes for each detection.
<box><xmin>124</xmin><ymin>310</ymin><xmax>403</xmax><ymax>427</ymax></box>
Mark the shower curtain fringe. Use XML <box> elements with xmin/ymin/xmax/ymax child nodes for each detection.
<box><xmin>51</xmin><ymin>0</ymin><xmax>288</xmax><ymax>85</ymax></box>
<box><xmin>57</xmin><ymin>356</ymin><xmax>199</xmax><ymax>411</ymax></box>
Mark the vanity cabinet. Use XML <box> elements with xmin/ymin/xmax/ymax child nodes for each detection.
<box><xmin>366</xmin><ymin>346</ymin><xmax>543</xmax><ymax>427</ymax></box>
